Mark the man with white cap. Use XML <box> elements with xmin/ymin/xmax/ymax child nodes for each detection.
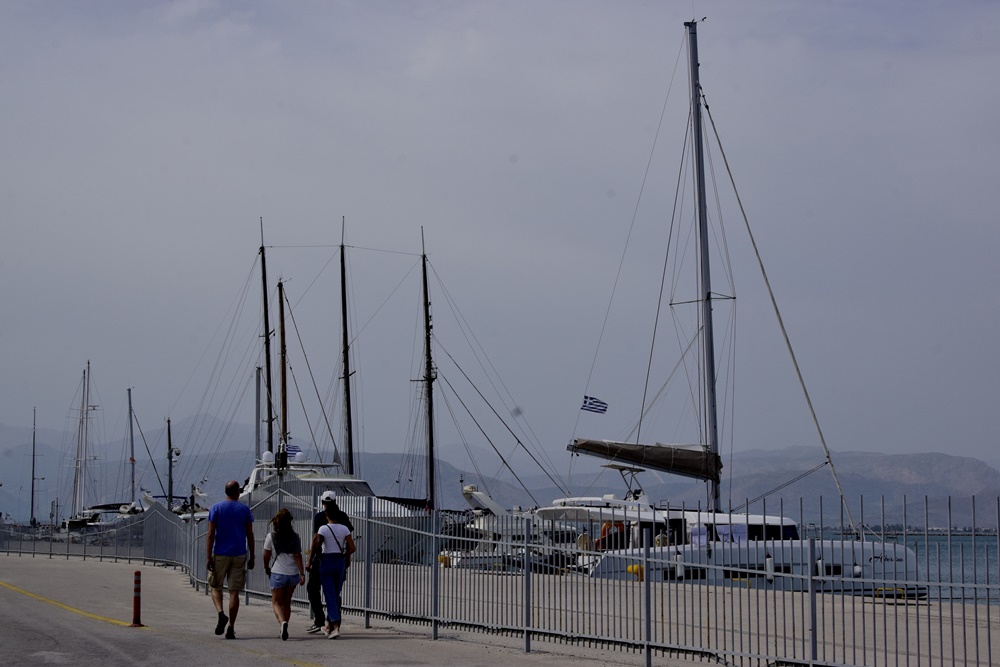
<box><xmin>305</xmin><ymin>490</ymin><xmax>354</xmax><ymax>633</ymax></box>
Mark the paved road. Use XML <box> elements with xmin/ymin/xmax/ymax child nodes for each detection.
<box><xmin>1</xmin><ymin>554</ymin><xmax>695</xmax><ymax>667</ymax></box>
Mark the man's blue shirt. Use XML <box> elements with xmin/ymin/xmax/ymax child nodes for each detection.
<box><xmin>209</xmin><ymin>499</ymin><xmax>253</xmax><ymax>556</ymax></box>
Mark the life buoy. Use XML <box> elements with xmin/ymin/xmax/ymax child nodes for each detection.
<box><xmin>595</xmin><ymin>521</ymin><xmax>625</xmax><ymax>551</ymax></box>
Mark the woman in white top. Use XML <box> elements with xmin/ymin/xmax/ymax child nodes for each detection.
<box><xmin>309</xmin><ymin>503</ymin><xmax>356</xmax><ymax>638</ymax></box>
<box><xmin>262</xmin><ymin>508</ymin><xmax>305</xmax><ymax>640</ymax></box>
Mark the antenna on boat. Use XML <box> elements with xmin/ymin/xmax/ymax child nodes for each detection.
<box><xmin>685</xmin><ymin>20</ymin><xmax>722</xmax><ymax>513</ymax></box>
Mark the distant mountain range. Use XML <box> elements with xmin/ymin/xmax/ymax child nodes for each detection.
<box><xmin>1</xmin><ymin>419</ymin><xmax>997</xmax><ymax>529</ymax></box>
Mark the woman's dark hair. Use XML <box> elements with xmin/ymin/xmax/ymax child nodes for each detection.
<box><xmin>270</xmin><ymin>508</ymin><xmax>300</xmax><ymax>555</ymax></box>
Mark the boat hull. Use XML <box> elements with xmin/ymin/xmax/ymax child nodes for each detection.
<box><xmin>583</xmin><ymin>538</ymin><xmax>925</xmax><ymax>596</ymax></box>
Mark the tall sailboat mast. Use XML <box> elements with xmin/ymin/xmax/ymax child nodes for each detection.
<box><xmin>259</xmin><ymin>219</ymin><xmax>275</xmax><ymax>455</ymax></box>
<box><xmin>30</xmin><ymin>407</ymin><xmax>37</xmax><ymax>527</ymax></box>
<box><xmin>127</xmin><ymin>388</ymin><xmax>136</xmax><ymax>504</ymax></box>
<box><xmin>420</xmin><ymin>230</ymin><xmax>436</xmax><ymax>510</ymax></box>
<box><xmin>70</xmin><ymin>362</ymin><xmax>91</xmax><ymax>518</ymax></box>
<box><xmin>685</xmin><ymin>20</ymin><xmax>721</xmax><ymax>512</ymax></box>
<box><xmin>339</xmin><ymin>220</ymin><xmax>355</xmax><ymax>475</ymax></box>
<box><xmin>278</xmin><ymin>279</ymin><xmax>289</xmax><ymax>469</ymax></box>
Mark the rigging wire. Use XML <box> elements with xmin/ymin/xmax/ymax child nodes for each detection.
<box><xmin>571</xmin><ymin>35</ymin><xmax>688</xmax><ymax>490</ymax></box>
<box><xmin>701</xmin><ymin>94</ymin><xmax>858</xmax><ymax>533</ymax></box>
<box><xmin>437</xmin><ymin>344</ymin><xmax>568</xmax><ymax>497</ymax></box>
<box><xmin>283</xmin><ymin>288</ymin><xmax>339</xmax><ymax>463</ymax></box>
<box><xmin>437</xmin><ymin>373</ymin><xmax>542</xmax><ymax>506</ymax></box>
<box><xmin>428</xmin><ymin>262</ymin><xmax>564</xmax><ymax>485</ymax></box>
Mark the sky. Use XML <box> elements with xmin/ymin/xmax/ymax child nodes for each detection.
<box><xmin>2</xmin><ymin>1</ymin><xmax>1000</xmax><ymax>500</ymax></box>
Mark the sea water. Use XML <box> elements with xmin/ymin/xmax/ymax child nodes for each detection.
<box><xmin>891</xmin><ymin>534</ymin><xmax>1000</xmax><ymax>603</ymax></box>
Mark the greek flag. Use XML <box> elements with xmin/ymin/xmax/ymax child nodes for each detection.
<box><xmin>286</xmin><ymin>442</ymin><xmax>302</xmax><ymax>456</ymax></box>
<box><xmin>581</xmin><ymin>395</ymin><xmax>608</xmax><ymax>414</ymax></box>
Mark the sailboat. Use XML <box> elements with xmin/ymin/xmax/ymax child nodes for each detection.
<box><xmin>61</xmin><ymin>363</ymin><xmax>142</xmax><ymax>531</ymax></box>
<box><xmin>534</xmin><ymin>22</ymin><xmax>922</xmax><ymax>595</ymax></box>
<box><xmin>238</xmin><ymin>227</ymin><xmax>448</xmax><ymax>564</ymax></box>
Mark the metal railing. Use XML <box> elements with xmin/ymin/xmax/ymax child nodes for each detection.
<box><xmin>3</xmin><ymin>495</ymin><xmax>998</xmax><ymax>667</ymax></box>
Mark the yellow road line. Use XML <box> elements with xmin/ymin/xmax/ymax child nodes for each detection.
<box><xmin>0</xmin><ymin>580</ymin><xmax>139</xmax><ymax>628</ymax></box>
<box><xmin>1</xmin><ymin>579</ymin><xmax>327</xmax><ymax>666</ymax></box>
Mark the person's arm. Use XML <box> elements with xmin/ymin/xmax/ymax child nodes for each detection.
<box><xmin>344</xmin><ymin>534</ymin><xmax>357</xmax><ymax>559</ymax></box>
<box><xmin>206</xmin><ymin>521</ymin><xmax>216</xmax><ymax>571</ymax></box>
<box><xmin>293</xmin><ymin>552</ymin><xmax>305</xmax><ymax>586</ymax></box>
<box><xmin>263</xmin><ymin>547</ymin><xmax>272</xmax><ymax>576</ymax></box>
<box><xmin>246</xmin><ymin>519</ymin><xmax>256</xmax><ymax>570</ymax></box>
<box><xmin>310</xmin><ymin>532</ymin><xmax>323</xmax><ymax>562</ymax></box>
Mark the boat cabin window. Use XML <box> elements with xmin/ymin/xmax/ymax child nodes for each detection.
<box><xmin>693</xmin><ymin>525</ymin><xmax>745</xmax><ymax>544</ymax></box>
<box><xmin>633</xmin><ymin>521</ymin><xmax>668</xmax><ymax>547</ymax></box>
<box><xmin>668</xmin><ymin>518</ymin><xmax>687</xmax><ymax>545</ymax></box>
<box><xmin>695</xmin><ymin>523</ymin><xmax>798</xmax><ymax>542</ymax></box>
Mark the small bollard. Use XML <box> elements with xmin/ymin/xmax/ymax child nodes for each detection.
<box><xmin>130</xmin><ymin>570</ymin><xmax>144</xmax><ymax>627</ymax></box>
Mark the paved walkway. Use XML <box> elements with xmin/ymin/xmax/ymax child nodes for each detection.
<box><xmin>0</xmin><ymin>553</ymin><xmax>701</xmax><ymax>667</ymax></box>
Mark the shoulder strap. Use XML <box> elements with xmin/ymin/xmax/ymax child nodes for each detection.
<box><xmin>322</xmin><ymin>524</ymin><xmax>346</xmax><ymax>553</ymax></box>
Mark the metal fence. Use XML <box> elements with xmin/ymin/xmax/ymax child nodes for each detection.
<box><xmin>3</xmin><ymin>495</ymin><xmax>998</xmax><ymax>667</ymax></box>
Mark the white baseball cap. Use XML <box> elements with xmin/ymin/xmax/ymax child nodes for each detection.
<box><xmin>320</xmin><ymin>490</ymin><xmax>336</xmax><ymax>502</ymax></box>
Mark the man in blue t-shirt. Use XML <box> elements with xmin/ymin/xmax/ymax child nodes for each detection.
<box><xmin>206</xmin><ymin>480</ymin><xmax>255</xmax><ymax>639</ymax></box>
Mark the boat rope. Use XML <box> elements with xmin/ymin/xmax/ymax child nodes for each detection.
<box><xmin>438</xmin><ymin>345</ymin><xmax>569</xmax><ymax>497</ymax></box>
<box><xmin>436</xmin><ymin>387</ymin><xmax>494</xmax><ymax>497</ymax></box>
<box><xmin>438</xmin><ymin>372</ymin><xmax>542</xmax><ymax>506</ymax></box>
<box><xmin>131</xmin><ymin>410</ymin><xmax>166</xmax><ymax>500</ymax></box>
<box><xmin>283</xmin><ymin>290</ymin><xmax>339</xmax><ymax>463</ymax></box>
<box><xmin>571</xmin><ymin>36</ymin><xmax>688</xmax><ymax>458</ymax></box>
<box><xmin>730</xmin><ymin>460</ymin><xmax>828</xmax><ymax>511</ymax></box>
<box><xmin>701</xmin><ymin>95</ymin><xmax>858</xmax><ymax>534</ymax></box>
<box><xmin>428</xmin><ymin>262</ymin><xmax>562</xmax><ymax>477</ymax></box>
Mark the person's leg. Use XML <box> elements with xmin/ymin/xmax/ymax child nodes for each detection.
<box><xmin>228</xmin><ymin>588</ymin><xmax>240</xmax><ymax>625</ymax></box>
<box><xmin>306</xmin><ymin>566</ymin><xmax>324</xmax><ymax>626</ymax></box>
<box><xmin>226</xmin><ymin>557</ymin><xmax>246</xmax><ymax>631</ymax></box>
<box><xmin>209</xmin><ymin>556</ymin><xmax>230</xmax><ymax>635</ymax></box>
<box><xmin>210</xmin><ymin>586</ymin><xmax>224</xmax><ymax>612</ymax></box>
<box><xmin>278</xmin><ymin>585</ymin><xmax>292</xmax><ymax>640</ymax></box>
<box><xmin>270</xmin><ymin>587</ymin><xmax>282</xmax><ymax>623</ymax></box>
<box><xmin>319</xmin><ymin>563</ymin><xmax>337</xmax><ymax>632</ymax></box>
<box><xmin>329</xmin><ymin>559</ymin><xmax>346</xmax><ymax>629</ymax></box>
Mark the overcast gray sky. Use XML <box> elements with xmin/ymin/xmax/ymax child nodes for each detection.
<box><xmin>3</xmin><ymin>1</ymin><xmax>999</xmax><ymax>488</ymax></box>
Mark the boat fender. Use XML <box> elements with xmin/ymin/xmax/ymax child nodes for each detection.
<box><xmin>816</xmin><ymin>557</ymin><xmax>825</xmax><ymax>577</ymax></box>
<box><xmin>764</xmin><ymin>555</ymin><xmax>774</xmax><ymax>583</ymax></box>
<box><xmin>626</xmin><ymin>564</ymin><xmax>644</xmax><ymax>582</ymax></box>
<box><xmin>674</xmin><ymin>551</ymin><xmax>685</xmax><ymax>580</ymax></box>
<box><xmin>852</xmin><ymin>563</ymin><xmax>863</xmax><ymax>578</ymax></box>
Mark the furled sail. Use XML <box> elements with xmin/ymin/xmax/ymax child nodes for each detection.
<box><xmin>568</xmin><ymin>438</ymin><xmax>722</xmax><ymax>483</ymax></box>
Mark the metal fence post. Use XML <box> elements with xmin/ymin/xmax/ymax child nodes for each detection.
<box><xmin>523</xmin><ymin>515</ymin><xmax>531</xmax><ymax>653</ymax></box>
<box><xmin>644</xmin><ymin>526</ymin><xmax>652</xmax><ymax>667</ymax></box>
<box><xmin>808</xmin><ymin>537</ymin><xmax>818</xmax><ymax>664</ymax></box>
<box><xmin>432</xmin><ymin>508</ymin><xmax>440</xmax><ymax>640</ymax></box>
<box><xmin>364</xmin><ymin>496</ymin><xmax>373</xmax><ymax>629</ymax></box>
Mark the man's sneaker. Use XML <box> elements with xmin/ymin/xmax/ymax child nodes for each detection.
<box><xmin>225</xmin><ymin>626</ymin><xmax>236</xmax><ymax>639</ymax></box>
<box><xmin>280</xmin><ymin>621</ymin><xmax>289</xmax><ymax>641</ymax></box>
<box><xmin>214</xmin><ymin>612</ymin><xmax>228</xmax><ymax>635</ymax></box>
<box><xmin>305</xmin><ymin>623</ymin><xmax>323</xmax><ymax>634</ymax></box>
